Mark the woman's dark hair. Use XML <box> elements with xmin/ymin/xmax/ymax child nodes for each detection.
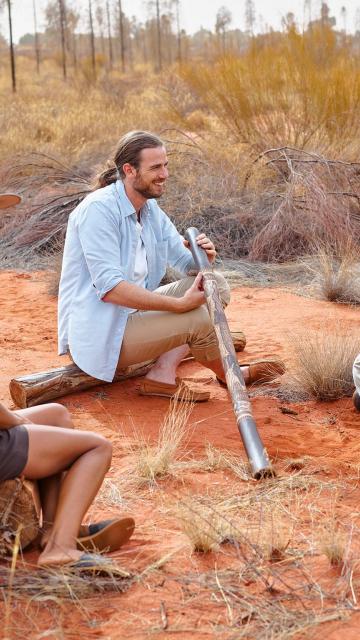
<box><xmin>94</xmin><ymin>130</ymin><xmax>164</xmax><ymax>189</ymax></box>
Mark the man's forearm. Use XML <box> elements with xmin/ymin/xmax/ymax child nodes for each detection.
<box><xmin>102</xmin><ymin>280</ymin><xmax>182</xmax><ymax>312</ymax></box>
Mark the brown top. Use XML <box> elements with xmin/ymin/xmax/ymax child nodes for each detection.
<box><xmin>0</xmin><ymin>425</ymin><xmax>29</xmax><ymax>482</ymax></box>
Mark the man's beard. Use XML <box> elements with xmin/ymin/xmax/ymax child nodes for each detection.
<box><xmin>133</xmin><ymin>176</ymin><xmax>165</xmax><ymax>199</ymax></box>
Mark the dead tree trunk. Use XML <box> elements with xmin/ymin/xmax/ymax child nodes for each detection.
<box><xmin>6</xmin><ymin>0</ymin><xmax>16</xmax><ymax>92</ymax></box>
<box><xmin>58</xmin><ymin>0</ymin><xmax>67</xmax><ymax>79</ymax></box>
<box><xmin>10</xmin><ymin>361</ymin><xmax>155</xmax><ymax>408</ymax></box>
<box><xmin>88</xmin><ymin>0</ymin><xmax>96</xmax><ymax>79</ymax></box>
<box><xmin>175</xmin><ymin>0</ymin><xmax>182</xmax><ymax>63</ymax></box>
<box><xmin>32</xmin><ymin>0</ymin><xmax>41</xmax><ymax>73</ymax></box>
<box><xmin>155</xmin><ymin>0</ymin><xmax>162</xmax><ymax>71</ymax></box>
<box><xmin>106</xmin><ymin>0</ymin><xmax>113</xmax><ymax>68</ymax></box>
<box><xmin>118</xmin><ymin>0</ymin><xmax>125</xmax><ymax>72</ymax></box>
<box><xmin>10</xmin><ymin>330</ymin><xmax>246</xmax><ymax>408</ymax></box>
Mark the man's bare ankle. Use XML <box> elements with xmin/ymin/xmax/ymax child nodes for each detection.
<box><xmin>144</xmin><ymin>366</ymin><xmax>177</xmax><ymax>385</ymax></box>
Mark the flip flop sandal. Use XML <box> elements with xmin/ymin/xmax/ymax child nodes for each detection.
<box><xmin>40</xmin><ymin>518</ymin><xmax>123</xmax><ymax>550</ymax></box>
<box><xmin>39</xmin><ymin>552</ymin><xmax>115</xmax><ymax>573</ymax></box>
<box><xmin>77</xmin><ymin>517</ymin><xmax>135</xmax><ymax>553</ymax></box>
<box><xmin>70</xmin><ymin>553</ymin><xmax>114</xmax><ymax>571</ymax></box>
<box><xmin>138</xmin><ymin>377</ymin><xmax>210</xmax><ymax>402</ymax></box>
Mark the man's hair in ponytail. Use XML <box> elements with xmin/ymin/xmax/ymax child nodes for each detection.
<box><xmin>94</xmin><ymin>131</ymin><xmax>164</xmax><ymax>190</ymax></box>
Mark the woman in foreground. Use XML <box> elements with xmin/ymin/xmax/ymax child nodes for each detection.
<box><xmin>0</xmin><ymin>401</ymin><xmax>134</xmax><ymax>569</ymax></box>
<box><xmin>0</xmin><ymin>194</ymin><xmax>133</xmax><ymax>569</ymax></box>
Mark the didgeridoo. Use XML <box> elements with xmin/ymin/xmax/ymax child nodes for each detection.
<box><xmin>184</xmin><ymin>227</ymin><xmax>274</xmax><ymax>479</ymax></box>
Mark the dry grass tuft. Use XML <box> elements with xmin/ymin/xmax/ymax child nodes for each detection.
<box><xmin>0</xmin><ymin>561</ymin><xmax>132</xmax><ymax>602</ymax></box>
<box><xmin>173</xmin><ymin>443</ymin><xmax>253</xmax><ymax>480</ymax></box>
<box><xmin>282</xmin><ymin>329</ymin><xmax>359</xmax><ymax>401</ymax></box>
<box><xmin>259</xmin><ymin>506</ymin><xmax>293</xmax><ymax>563</ymax></box>
<box><xmin>175</xmin><ymin>495</ymin><xmax>235</xmax><ymax>553</ymax></box>
<box><xmin>318</xmin><ymin>517</ymin><xmax>350</xmax><ymax>568</ymax></box>
<box><xmin>306</xmin><ymin>243</ymin><xmax>360</xmax><ymax>304</ymax></box>
<box><xmin>127</xmin><ymin>391</ymin><xmax>194</xmax><ymax>487</ymax></box>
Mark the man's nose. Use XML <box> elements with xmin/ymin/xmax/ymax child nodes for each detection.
<box><xmin>159</xmin><ymin>166</ymin><xmax>169</xmax><ymax>179</ymax></box>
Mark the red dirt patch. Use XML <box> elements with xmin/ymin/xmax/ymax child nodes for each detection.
<box><xmin>1</xmin><ymin>271</ymin><xmax>360</xmax><ymax>639</ymax></box>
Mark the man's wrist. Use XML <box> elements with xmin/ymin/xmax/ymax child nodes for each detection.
<box><xmin>164</xmin><ymin>296</ymin><xmax>183</xmax><ymax>313</ymax></box>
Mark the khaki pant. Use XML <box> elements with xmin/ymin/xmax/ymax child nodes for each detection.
<box><xmin>116</xmin><ymin>273</ymin><xmax>230</xmax><ymax>371</ymax></box>
<box><xmin>353</xmin><ymin>353</ymin><xmax>360</xmax><ymax>393</ymax></box>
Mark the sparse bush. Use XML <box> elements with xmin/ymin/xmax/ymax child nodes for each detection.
<box><xmin>317</xmin><ymin>515</ymin><xmax>349</xmax><ymax>567</ymax></box>
<box><xmin>260</xmin><ymin>508</ymin><xmax>292</xmax><ymax>563</ymax></box>
<box><xmin>180</xmin><ymin>33</ymin><xmax>360</xmax><ymax>151</ymax></box>
<box><xmin>306</xmin><ymin>243</ymin><xmax>360</xmax><ymax>304</ymax></box>
<box><xmin>130</xmin><ymin>391</ymin><xmax>194</xmax><ymax>486</ymax></box>
<box><xmin>283</xmin><ymin>330</ymin><xmax>360</xmax><ymax>401</ymax></box>
<box><xmin>176</xmin><ymin>496</ymin><xmax>231</xmax><ymax>552</ymax></box>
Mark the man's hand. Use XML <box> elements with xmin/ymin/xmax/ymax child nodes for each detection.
<box><xmin>184</xmin><ymin>233</ymin><xmax>216</xmax><ymax>263</ymax></box>
<box><xmin>176</xmin><ymin>273</ymin><xmax>206</xmax><ymax>312</ymax></box>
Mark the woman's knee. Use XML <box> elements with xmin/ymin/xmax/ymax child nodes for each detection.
<box><xmin>46</xmin><ymin>403</ymin><xmax>73</xmax><ymax>429</ymax></box>
<box><xmin>89</xmin><ymin>433</ymin><xmax>113</xmax><ymax>468</ymax></box>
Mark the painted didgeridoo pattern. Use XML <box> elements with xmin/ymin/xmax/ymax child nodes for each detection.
<box><xmin>184</xmin><ymin>227</ymin><xmax>274</xmax><ymax>479</ymax></box>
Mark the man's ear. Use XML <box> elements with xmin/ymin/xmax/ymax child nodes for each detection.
<box><xmin>123</xmin><ymin>163</ymin><xmax>136</xmax><ymax>177</ymax></box>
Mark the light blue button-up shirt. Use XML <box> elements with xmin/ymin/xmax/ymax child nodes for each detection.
<box><xmin>58</xmin><ymin>180</ymin><xmax>195</xmax><ymax>382</ymax></box>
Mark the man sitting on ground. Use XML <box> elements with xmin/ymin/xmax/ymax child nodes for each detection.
<box><xmin>58</xmin><ymin>131</ymin><xmax>284</xmax><ymax>401</ymax></box>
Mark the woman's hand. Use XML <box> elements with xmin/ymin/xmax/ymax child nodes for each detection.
<box><xmin>0</xmin><ymin>403</ymin><xmax>33</xmax><ymax>429</ymax></box>
<box><xmin>12</xmin><ymin>413</ymin><xmax>33</xmax><ymax>426</ymax></box>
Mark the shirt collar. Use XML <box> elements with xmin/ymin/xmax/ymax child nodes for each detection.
<box><xmin>115</xmin><ymin>180</ymin><xmax>150</xmax><ymax>219</ymax></box>
<box><xmin>115</xmin><ymin>180</ymin><xmax>136</xmax><ymax>218</ymax></box>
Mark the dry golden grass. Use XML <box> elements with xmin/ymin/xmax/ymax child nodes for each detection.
<box><xmin>319</xmin><ymin>520</ymin><xmax>349</xmax><ymax>567</ymax></box>
<box><xmin>176</xmin><ymin>496</ymin><xmax>229</xmax><ymax>553</ymax></box>
<box><xmin>134</xmin><ymin>392</ymin><xmax>194</xmax><ymax>486</ymax></box>
<box><xmin>306</xmin><ymin>243</ymin><xmax>360</xmax><ymax>304</ymax></box>
<box><xmin>0</xmin><ymin>57</ymin><xmax>158</xmax><ymax>165</ymax></box>
<box><xmin>98</xmin><ymin>392</ymin><xmax>195</xmax><ymax>496</ymax></box>
<box><xmin>174</xmin><ymin>443</ymin><xmax>252</xmax><ymax>480</ymax></box>
<box><xmin>282</xmin><ymin>329</ymin><xmax>360</xmax><ymax>401</ymax></box>
<box><xmin>179</xmin><ymin>31</ymin><xmax>360</xmax><ymax>153</ymax></box>
<box><xmin>2</xmin><ymin>33</ymin><xmax>360</xmax><ymax>267</ymax></box>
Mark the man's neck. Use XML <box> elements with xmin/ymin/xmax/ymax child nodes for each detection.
<box><xmin>123</xmin><ymin>182</ymin><xmax>147</xmax><ymax>216</ymax></box>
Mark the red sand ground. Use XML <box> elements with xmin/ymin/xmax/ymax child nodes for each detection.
<box><xmin>1</xmin><ymin>270</ymin><xmax>360</xmax><ymax>639</ymax></box>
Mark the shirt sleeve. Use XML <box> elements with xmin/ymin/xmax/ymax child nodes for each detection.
<box><xmin>76</xmin><ymin>200</ymin><xmax>126</xmax><ymax>299</ymax></box>
<box><xmin>159</xmin><ymin>208</ymin><xmax>197</xmax><ymax>274</ymax></box>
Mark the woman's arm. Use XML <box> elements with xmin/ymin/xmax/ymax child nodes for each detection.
<box><xmin>0</xmin><ymin>403</ymin><xmax>31</xmax><ymax>429</ymax></box>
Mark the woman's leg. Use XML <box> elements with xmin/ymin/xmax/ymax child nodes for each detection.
<box><xmin>17</xmin><ymin>404</ymin><xmax>74</xmax><ymax>542</ymax></box>
<box><xmin>16</xmin><ymin>403</ymin><xmax>73</xmax><ymax>428</ymax></box>
<box><xmin>21</xmin><ymin>424</ymin><xmax>112</xmax><ymax>566</ymax></box>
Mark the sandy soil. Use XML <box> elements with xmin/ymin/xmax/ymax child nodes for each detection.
<box><xmin>1</xmin><ymin>270</ymin><xmax>360</xmax><ymax>639</ymax></box>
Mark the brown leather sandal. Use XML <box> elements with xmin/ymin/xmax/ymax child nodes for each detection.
<box><xmin>138</xmin><ymin>377</ymin><xmax>210</xmax><ymax>402</ymax></box>
<box><xmin>217</xmin><ymin>359</ymin><xmax>285</xmax><ymax>386</ymax></box>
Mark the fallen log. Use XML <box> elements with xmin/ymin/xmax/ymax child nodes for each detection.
<box><xmin>10</xmin><ymin>330</ymin><xmax>246</xmax><ymax>408</ymax></box>
<box><xmin>0</xmin><ymin>478</ymin><xmax>39</xmax><ymax>555</ymax></box>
